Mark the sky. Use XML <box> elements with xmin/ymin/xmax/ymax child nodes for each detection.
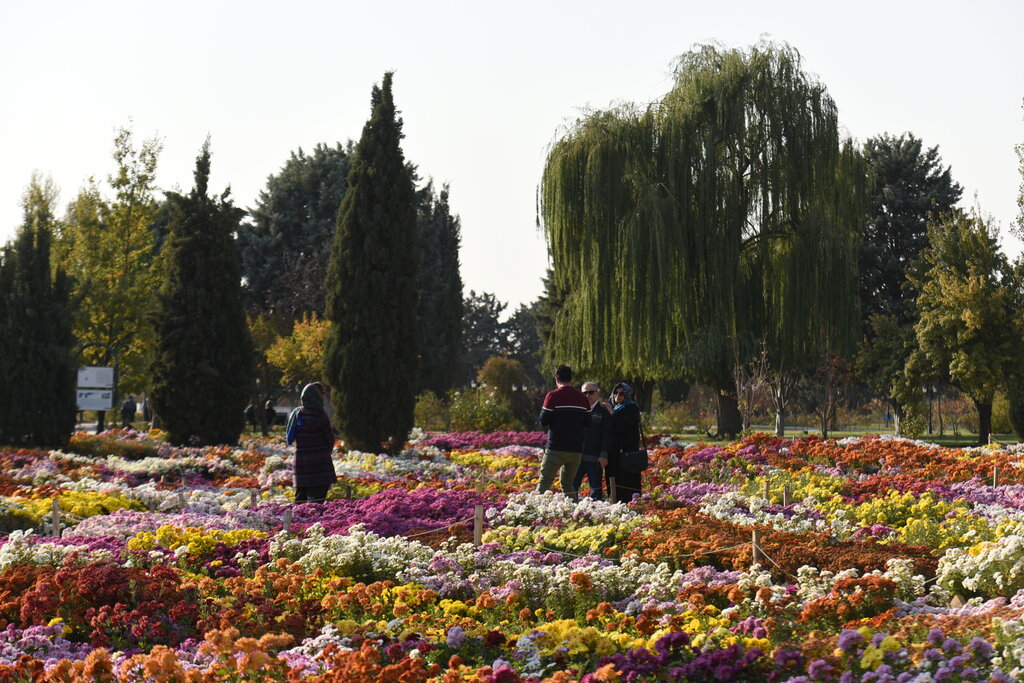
<box><xmin>2</xmin><ymin>0</ymin><xmax>1022</xmax><ymax>310</ymax></box>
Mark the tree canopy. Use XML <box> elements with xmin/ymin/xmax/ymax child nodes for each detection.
<box><xmin>324</xmin><ymin>73</ymin><xmax>419</xmax><ymax>452</ymax></box>
<box><xmin>540</xmin><ymin>42</ymin><xmax>864</xmax><ymax>433</ymax></box>
<box><xmin>149</xmin><ymin>142</ymin><xmax>254</xmax><ymax>446</ymax></box>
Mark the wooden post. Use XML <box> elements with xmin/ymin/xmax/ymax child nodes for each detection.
<box><xmin>993</xmin><ymin>466</ymin><xmax>999</xmax><ymax>488</ymax></box>
<box><xmin>346</xmin><ymin>484</ymin><xmax>353</xmax><ymax>499</ymax></box>
<box><xmin>51</xmin><ymin>499</ymin><xmax>60</xmax><ymax>538</ymax></box>
<box><xmin>751</xmin><ymin>528</ymin><xmax>762</xmax><ymax>568</ymax></box>
<box><xmin>608</xmin><ymin>477</ymin><xmax>617</xmax><ymax>503</ymax></box>
<box><xmin>782</xmin><ymin>484</ymin><xmax>791</xmax><ymax>507</ymax></box>
<box><xmin>762</xmin><ymin>478</ymin><xmax>771</xmax><ymax>501</ymax></box>
<box><xmin>473</xmin><ymin>504</ymin><xmax>484</xmax><ymax>546</ymax></box>
<box><xmin>250</xmin><ymin>490</ymin><xmax>258</xmax><ymax>508</ymax></box>
<box><xmin>283</xmin><ymin>508</ymin><xmax>293</xmax><ymax>535</ymax></box>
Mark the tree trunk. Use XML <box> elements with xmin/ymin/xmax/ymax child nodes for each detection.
<box><xmin>975</xmin><ymin>398</ymin><xmax>993</xmax><ymax>445</ymax></box>
<box><xmin>893</xmin><ymin>401</ymin><xmax>905</xmax><ymax>437</ymax></box>
<box><xmin>95</xmin><ymin>411</ymin><xmax>106</xmax><ymax>435</ymax></box>
<box><xmin>628</xmin><ymin>378</ymin><xmax>655</xmax><ymax>414</ymax></box>
<box><xmin>717</xmin><ymin>393</ymin><xmax>742</xmax><ymax>439</ymax></box>
<box><xmin>774</xmin><ymin>407</ymin><xmax>785</xmax><ymax>437</ymax></box>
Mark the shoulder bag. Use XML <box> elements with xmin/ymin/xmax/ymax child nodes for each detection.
<box><xmin>621</xmin><ymin>421</ymin><xmax>649</xmax><ymax>473</ymax></box>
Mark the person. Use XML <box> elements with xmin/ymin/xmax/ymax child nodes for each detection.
<box><xmin>120</xmin><ymin>396</ymin><xmax>137</xmax><ymax>428</ymax></box>
<box><xmin>574</xmin><ymin>382</ymin><xmax>611</xmax><ymax>501</ymax></box>
<box><xmin>264</xmin><ymin>400</ymin><xmax>277</xmax><ymax>429</ymax></box>
<box><xmin>537</xmin><ymin>365</ymin><xmax>590</xmax><ymax>500</ymax></box>
<box><xmin>607</xmin><ymin>382</ymin><xmax>643</xmax><ymax>504</ymax></box>
<box><xmin>285</xmin><ymin>383</ymin><xmax>337</xmax><ymax>503</ymax></box>
<box><xmin>244</xmin><ymin>402</ymin><xmax>257</xmax><ymax>431</ymax></box>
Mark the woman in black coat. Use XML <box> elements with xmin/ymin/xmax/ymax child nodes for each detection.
<box><xmin>285</xmin><ymin>383</ymin><xmax>337</xmax><ymax>503</ymax></box>
<box><xmin>607</xmin><ymin>382</ymin><xmax>643</xmax><ymax>504</ymax></box>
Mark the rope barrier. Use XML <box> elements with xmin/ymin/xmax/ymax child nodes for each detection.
<box><xmin>402</xmin><ymin>516</ymin><xmax>476</xmax><ymax>540</ymax></box>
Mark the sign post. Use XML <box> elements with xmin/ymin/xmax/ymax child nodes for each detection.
<box><xmin>76</xmin><ymin>343</ymin><xmax>118</xmax><ymax>434</ymax></box>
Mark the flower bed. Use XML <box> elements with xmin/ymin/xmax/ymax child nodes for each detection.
<box><xmin>2</xmin><ymin>431</ymin><xmax>1024</xmax><ymax>680</ymax></box>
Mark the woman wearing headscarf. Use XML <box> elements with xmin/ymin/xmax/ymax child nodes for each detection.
<box><xmin>608</xmin><ymin>381</ymin><xmax>643</xmax><ymax>504</ymax></box>
<box><xmin>285</xmin><ymin>382</ymin><xmax>337</xmax><ymax>503</ymax></box>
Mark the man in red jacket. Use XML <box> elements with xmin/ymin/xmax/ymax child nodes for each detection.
<box><xmin>537</xmin><ymin>364</ymin><xmax>591</xmax><ymax>500</ymax></box>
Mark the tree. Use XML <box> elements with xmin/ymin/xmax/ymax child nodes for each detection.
<box><xmin>238</xmin><ymin>143</ymin><xmax>353</xmax><ymax>319</ymax></box>
<box><xmin>504</xmin><ymin>301</ymin><xmax>544</xmax><ymax>386</ymax></box>
<box><xmin>324</xmin><ymin>73</ymin><xmax>418</xmax><ymax>453</ymax></box>
<box><xmin>266</xmin><ymin>314</ymin><xmax>331</xmax><ymax>388</ymax></box>
<box><xmin>247</xmin><ymin>313</ymin><xmax>287</xmax><ymax>436</ymax></box>
<box><xmin>149</xmin><ymin>142</ymin><xmax>254</xmax><ymax>446</ymax></box>
<box><xmin>53</xmin><ymin>127</ymin><xmax>163</xmax><ymax>399</ymax></box>
<box><xmin>415</xmin><ymin>182</ymin><xmax>463</xmax><ymax>396</ymax></box>
<box><xmin>906</xmin><ymin>211</ymin><xmax>1021</xmax><ymax>444</ymax></box>
<box><xmin>540</xmin><ymin>42</ymin><xmax>863</xmax><ymax>437</ymax></box>
<box><xmin>859</xmin><ymin>133</ymin><xmax>962</xmax><ymax>327</ymax></box>
<box><xmin>0</xmin><ymin>175</ymin><xmax>77</xmax><ymax>447</ymax></box>
<box><xmin>856</xmin><ymin>313</ymin><xmax>919</xmax><ymax>434</ymax></box>
<box><xmin>458</xmin><ymin>290</ymin><xmax>508</xmax><ymax>385</ymax></box>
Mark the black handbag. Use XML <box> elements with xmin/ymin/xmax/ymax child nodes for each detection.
<box><xmin>621</xmin><ymin>422</ymin><xmax>649</xmax><ymax>473</ymax></box>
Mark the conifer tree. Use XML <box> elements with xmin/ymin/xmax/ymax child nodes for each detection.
<box><xmin>415</xmin><ymin>183</ymin><xmax>463</xmax><ymax>396</ymax></box>
<box><xmin>324</xmin><ymin>73</ymin><xmax>418</xmax><ymax>452</ymax></box>
<box><xmin>150</xmin><ymin>142</ymin><xmax>254</xmax><ymax>446</ymax></box>
<box><xmin>0</xmin><ymin>176</ymin><xmax>76</xmax><ymax>447</ymax></box>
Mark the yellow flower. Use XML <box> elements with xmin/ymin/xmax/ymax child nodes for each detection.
<box><xmin>860</xmin><ymin>645</ymin><xmax>883</xmax><ymax>670</ymax></box>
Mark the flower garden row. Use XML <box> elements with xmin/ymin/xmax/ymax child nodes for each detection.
<box><xmin>2</xmin><ymin>428</ymin><xmax>1024</xmax><ymax>680</ymax></box>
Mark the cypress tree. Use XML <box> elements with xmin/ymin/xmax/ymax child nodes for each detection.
<box><xmin>150</xmin><ymin>142</ymin><xmax>254</xmax><ymax>446</ymax></box>
<box><xmin>0</xmin><ymin>177</ymin><xmax>76</xmax><ymax>447</ymax></box>
<box><xmin>415</xmin><ymin>183</ymin><xmax>463</xmax><ymax>396</ymax></box>
<box><xmin>325</xmin><ymin>72</ymin><xmax>418</xmax><ymax>452</ymax></box>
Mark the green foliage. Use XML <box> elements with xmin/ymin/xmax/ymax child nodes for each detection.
<box><xmin>53</xmin><ymin>127</ymin><xmax>163</xmax><ymax>396</ymax></box>
<box><xmin>1009</xmin><ymin>386</ymin><xmax>1024</xmax><ymax>440</ymax></box>
<box><xmin>503</xmin><ymin>302</ymin><xmax>544</xmax><ymax>385</ymax></box>
<box><xmin>476</xmin><ymin>355</ymin><xmax>536</xmax><ymax>423</ymax></box>
<box><xmin>900</xmin><ymin>413</ymin><xmax>928</xmax><ymax>440</ymax></box>
<box><xmin>906</xmin><ymin>211</ymin><xmax>1022</xmax><ymax>444</ymax></box>
<box><xmin>857</xmin><ymin>313</ymin><xmax>919</xmax><ymax>418</ymax></box>
<box><xmin>415</xmin><ymin>182</ymin><xmax>463</xmax><ymax>396</ymax></box>
<box><xmin>447</xmin><ymin>388</ymin><xmax>522</xmax><ymax>432</ymax></box>
<box><xmin>459</xmin><ymin>291</ymin><xmax>508</xmax><ymax>385</ymax></box>
<box><xmin>540</xmin><ymin>42</ymin><xmax>863</xmax><ymax>424</ymax></box>
<box><xmin>0</xmin><ymin>175</ymin><xmax>77</xmax><ymax>447</ymax></box>
<box><xmin>266</xmin><ymin>314</ymin><xmax>330</xmax><ymax>387</ymax></box>
<box><xmin>413</xmin><ymin>391</ymin><xmax>448</xmax><ymax>431</ymax></box>
<box><xmin>149</xmin><ymin>142</ymin><xmax>255</xmax><ymax>446</ymax></box>
<box><xmin>238</xmin><ymin>142</ymin><xmax>353</xmax><ymax>319</ymax></box>
<box><xmin>992</xmin><ymin>392</ymin><xmax>1013</xmax><ymax>435</ymax></box>
<box><xmin>324</xmin><ymin>73</ymin><xmax>419</xmax><ymax>453</ymax></box>
<box><xmin>859</xmin><ymin>133</ymin><xmax>962</xmax><ymax>328</ymax></box>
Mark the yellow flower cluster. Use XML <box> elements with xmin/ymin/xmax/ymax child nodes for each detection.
<box><xmin>826</xmin><ymin>490</ymin><xmax>967</xmax><ymax>531</ymax></box>
<box><xmin>483</xmin><ymin>518</ymin><xmax>645</xmax><ymax>555</ymax></box>
<box><xmin>530</xmin><ymin>619</ymin><xmax>630</xmax><ymax>657</ymax></box>
<box><xmin>16</xmin><ymin>492</ymin><xmax>145</xmax><ymax>522</ymax></box>
<box><xmin>127</xmin><ymin>525</ymin><xmax>266</xmax><ymax>555</ymax></box>
<box><xmin>449</xmin><ymin>450</ymin><xmax>525</xmax><ymax>472</ymax></box>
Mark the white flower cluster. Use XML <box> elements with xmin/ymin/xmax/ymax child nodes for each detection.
<box><xmin>489</xmin><ymin>491</ymin><xmax>639</xmax><ymax>527</ymax></box>
<box><xmin>269</xmin><ymin>523</ymin><xmax>435</xmax><ymax>580</ymax></box>
<box><xmin>0</xmin><ymin>530</ymin><xmax>115</xmax><ymax>570</ymax></box>
<box><xmin>699</xmin><ymin>491</ymin><xmax>835</xmax><ymax>536</ymax></box>
<box><xmin>937</xmin><ymin>534</ymin><xmax>1024</xmax><ymax>597</ymax></box>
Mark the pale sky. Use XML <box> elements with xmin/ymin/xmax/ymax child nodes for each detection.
<box><xmin>2</xmin><ymin>0</ymin><xmax>1022</xmax><ymax>309</ymax></box>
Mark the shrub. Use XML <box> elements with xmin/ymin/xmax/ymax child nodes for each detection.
<box><xmin>448</xmin><ymin>389</ymin><xmax>522</xmax><ymax>432</ymax></box>
<box><xmin>414</xmin><ymin>391</ymin><xmax>448</xmax><ymax>431</ymax></box>
<box><xmin>1009</xmin><ymin>386</ymin><xmax>1024</xmax><ymax>441</ymax></box>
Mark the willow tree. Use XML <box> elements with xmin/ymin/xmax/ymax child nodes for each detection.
<box><xmin>540</xmin><ymin>43</ymin><xmax>863</xmax><ymax>436</ymax></box>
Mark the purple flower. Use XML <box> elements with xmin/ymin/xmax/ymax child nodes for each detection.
<box><xmin>968</xmin><ymin>636</ymin><xmax>993</xmax><ymax>658</ymax></box>
<box><xmin>446</xmin><ymin>626</ymin><xmax>465</xmax><ymax>649</ymax></box>
<box><xmin>927</xmin><ymin>628</ymin><xmax>945</xmax><ymax>645</ymax></box>
<box><xmin>837</xmin><ymin>629</ymin><xmax>865</xmax><ymax>653</ymax></box>
<box><xmin>807</xmin><ymin>658</ymin><xmax>834</xmax><ymax>680</ymax></box>
<box><xmin>941</xmin><ymin>637</ymin><xmax>961</xmax><ymax>654</ymax></box>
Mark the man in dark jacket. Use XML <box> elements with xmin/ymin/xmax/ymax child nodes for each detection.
<box><xmin>537</xmin><ymin>365</ymin><xmax>590</xmax><ymax>500</ymax></box>
<box><xmin>575</xmin><ymin>382</ymin><xmax>611</xmax><ymax>500</ymax></box>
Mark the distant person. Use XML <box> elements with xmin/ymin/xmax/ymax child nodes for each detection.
<box><xmin>537</xmin><ymin>365</ymin><xmax>590</xmax><ymax>501</ymax></box>
<box><xmin>264</xmin><ymin>400</ymin><xmax>277</xmax><ymax>430</ymax></box>
<box><xmin>244</xmin><ymin>402</ymin><xmax>258</xmax><ymax>431</ymax></box>
<box><xmin>120</xmin><ymin>396</ymin><xmax>137</xmax><ymax>428</ymax></box>
<box><xmin>575</xmin><ymin>382</ymin><xmax>611</xmax><ymax>501</ymax></box>
<box><xmin>608</xmin><ymin>382</ymin><xmax>643</xmax><ymax>504</ymax></box>
<box><xmin>141</xmin><ymin>398</ymin><xmax>151</xmax><ymax>423</ymax></box>
<box><xmin>285</xmin><ymin>383</ymin><xmax>337</xmax><ymax>503</ymax></box>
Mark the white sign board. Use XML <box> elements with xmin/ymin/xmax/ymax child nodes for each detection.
<box><xmin>77</xmin><ymin>389</ymin><xmax>114</xmax><ymax>411</ymax></box>
<box><xmin>77</xmin><ymin>366</ymin><xmax>115</xmax><ymax>389</ymax></box>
